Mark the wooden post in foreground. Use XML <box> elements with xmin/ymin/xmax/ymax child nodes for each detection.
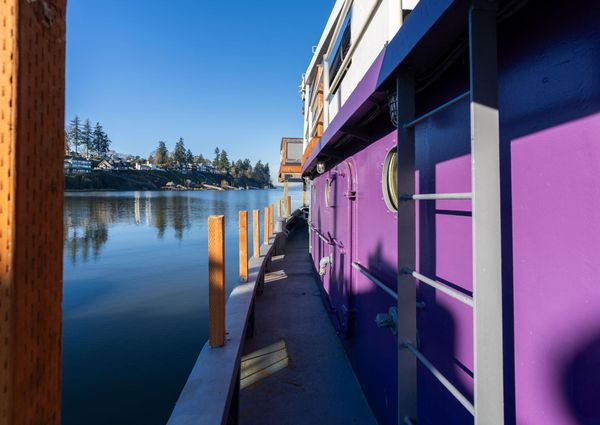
<box><xmin>208</xmin><ymin>215</ymin><xmax>225</xmax><ymax>347</ymax></box>
<box><xmin>264</xmin><ymin>207</ymin><xmax>269</xmax><ymax>244</ymax></box>
<box><xmin>253</xmin><ymin>209</ymin><xmax>260</xmax><ymax>258</ymax></box>
<box><xmin>0</xmin><ymin>1</ymin><xmax>66</xmax><ymax>423</ymax></box>
<box><xmin>268</xmin><ymin>204</ymin><xmax>274</xmax><ymax>236</ymax></box>
<box><xmin>239</xmin><ymin>211</ymin><xmax>248</xmax><ymax>282</ymax></box>
<box><xmin>287</xmin><ymin>196</ymin><xmax>292</xmax><ymax>217</ymax></box>
<box><xmin>302</xmin><ymin>181</ymin><xmax>307</xmax><ymax>207</ymax></box>
<box><xmin>277</xmin><ymin>200</ymin><xmax>281</xmax><ymax>218</ymax></box>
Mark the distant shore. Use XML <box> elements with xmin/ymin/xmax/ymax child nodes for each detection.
<box><xmin>65</xmin><ymin>170</ymin><xmax>271</xmax><ymax>192</ymax></box>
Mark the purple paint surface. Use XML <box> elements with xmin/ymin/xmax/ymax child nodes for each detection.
<box><xmin>512</xmin><ymin>112</ymin><xmax>600</xmax><ymax>425</ymax></box>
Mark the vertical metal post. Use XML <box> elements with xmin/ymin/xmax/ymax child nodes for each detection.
<box><xmin>469</xmin><ymin>1</ymin><xmax>504</xmax><ymax>423</ymax></box>
<box><xmin>396</xmin><ymin>71</ymin><xmax>417</xmax><ymax>423</ymax></box>
<box><xmin>208</xmin><ymin>215</ymin><xmax>226</xmax><ymax>348</ymax></box>
<box><xmin>253</xmin><ymin>209</ymin><xmax>260</xmax><ymax>258</ymax></box>
<box><xmin>322</xmin><ymin>55</ymin><xmax>330</xmax><ymax>126</ymax></box>
<box><xmin>239</xmin><ymin>211</ymin><xmax>248</xmax><ymax>282</ymax></box>
<box><xmin>0</xmin><ymin>1</ymin><xmax>66</xmax><ymax>423</ymax></box>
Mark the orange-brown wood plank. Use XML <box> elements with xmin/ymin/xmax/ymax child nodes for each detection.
<box><xmin>0</xmin><ymin>1</ymin><xmax>66</xmax><ymax>424</ymax></box>
<box><xmin>253</xmin><ymin>209</ymin><xmax>260</xmax><ymax>258</ymax></box>
<box><xmin>238</xmin><ymin>211</ymin><xmax>248</xmax><ymax>282</ymax></box>
<box><xmin>263</xmin><ymin>207</ymin><xmax>269</xmax><ymax>244</ymax></box>
<box><xmin>268</xmin><ymin>204</ymin><xmax>274</xmax><ymax>236</ymax></box>
<box><xmin>208</xmin><ymin>216</ymin><xmax>225</xmax><ymax>347</ymax></box>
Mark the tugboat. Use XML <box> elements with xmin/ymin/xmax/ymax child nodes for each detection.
<box><xmin>169</xmin><ymin>1</ymin><xmax>600</xmax><ymax>424</ymax></box>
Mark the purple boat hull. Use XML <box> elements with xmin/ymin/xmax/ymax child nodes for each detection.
<box><xmin>306</xmin><ymin>1</ymin><xmax>600</xmax><ymax>424</ymax></box>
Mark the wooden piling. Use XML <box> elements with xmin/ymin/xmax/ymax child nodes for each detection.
<box><xmin>0</xmin><ymin>1</ymin><xmax>66</xmax><ymax>422</ymax></box>
<box><xmin>208</xmin><ymin>215</ymin><xmax>226</xmax><ymax>347</ymax></box>
<box><xmin>264</xmin><ymin>207</ymin><xmax>269</xmax><ymax>244</ymax></box>
<box><xmin>302</xmin><ymin>181</ymin><xmax>307</xmax><ymax>207</ymax></box>
<box><xmin>287</xmin><ymin>196</ymin><xmax>292</xmax><ymax>217</ymax></box>
<box><xmin>239</xmin><ymin>211</ymin><xmax>248</xmax><ymax>282</ymax></box>
<box><xmin>277</xmin><ymin>200</ymin><xmax>281</xmax><ymax>218</ymax></box>
<box><xmin>269</xmin><ymin>204</ymin><xmax>274</xmax><ymax>236</ymax></box>
<box><xmin>253</xmin><ymin>209</ymin><xmax>260</xmax><ymax>258</ymax></box>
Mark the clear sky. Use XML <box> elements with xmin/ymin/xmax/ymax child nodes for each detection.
<box><xmin>66</xmin><ymin>0</ymin><xmax>334</xmax><ymax>183</ymax></box>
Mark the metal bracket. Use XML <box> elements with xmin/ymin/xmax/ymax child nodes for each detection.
<box><xmin>344</xmin><ymin>191</ymin><xmax>356</xmax><ymax>200</ymax></box>
<box><xmin>375</xmin><ymin>307</ymin><xmax>398</xmax><ymax>335</ymax></box>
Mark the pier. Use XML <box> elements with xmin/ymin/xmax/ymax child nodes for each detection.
<box><xmin>239</xmin><ymin>219</ymin><xmax>375</xmax><ymax>424</ymax></box>
<box><xmin>167</xmin><ymin>210</ymin><xmax>375</xmax><ymax>425</ymax></box>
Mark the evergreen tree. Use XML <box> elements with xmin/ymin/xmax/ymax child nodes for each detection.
<box><xmin>242</xmin><ymin>159</ymin><xmax>252</xmax><ymax>177</ymax></box>
<box><xmin>232</xmin><ymin>159</ymin><xmax>243</xmax><ymax>178</ymax></box>
<box><xmin>173</xmin><ymin>138</ymin><xmax>187</xmax><ymax>165</ymax></box>
<box><xmin>68</xmin><ymin>116</ymin><xmax>82</xmax><ymax>154</ymax></box>
<box><xmin>194</xmin><ymin>153</ymin><xmax>206</xmax><ymax>165</ymax></box>
<box><xmin>93</xmin><ymin>123</ymin><xmax>111</xmax><ymax>158</ymax></box>
<box><xmin>82</xmin><ymin>119</ymin><xmax>93</xmax><ymax>158</ymax></box>
<box><xmin>186</xmin><ymin>148</ymin><xmax>194</xmax><ymax>165</ymax></box>
<box><xmin>219</xmin><ymin>150</ymin><xmax>230</xmax><ymax>171</ymax></box>
<box><xmin>213</xmin><ymin>148</ymin><xmax>221</xmax><ymax>169</ymax></box>
<box><xmin>154</xmin><ymin>141</ymin><xmax>169</xmax><ymax>166</ymax></box>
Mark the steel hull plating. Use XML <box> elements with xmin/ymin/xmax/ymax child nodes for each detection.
<box><xmin>307</xmin><ymin>1</ymin><xmax>600</xmax><ymax>424</ymax></box>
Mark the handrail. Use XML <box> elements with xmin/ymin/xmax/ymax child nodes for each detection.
<box><xmin>309</xmin><ymin>224</ymin><xmax>333</xmax><ymax>245</ymax></box>
<box><xmin>402</xmin><ymin>267</ymin><xmax>473</xmax><ymax>307</ymax></box>
<box><xmin>403</xmin><ymin>91</ymin><xmax>470</xmax><ymax>129</ymax></box>
<box><xmin>402</xmin><ymin>192</ymin><xmax>472</xmax><ymax>201</ymax></box>
<box><xmin>403</xmin><ymin>342</ymin><xmax>475</xmax><ymax>416</ymax></box>
<box><xmin>352</xmin><ymin>261</ymin><xmax>397</xmax><ymax>300</ymax></box>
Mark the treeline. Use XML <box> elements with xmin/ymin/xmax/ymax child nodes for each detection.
<box><xmin>65</xmin><ymin>115</ymin><xmax>111</xmax><ymax>158</ymax></box>
<box><xmin>149</xmin><ymin>139</ymin><xmax>271</xmax><ymax>186</ymax></box>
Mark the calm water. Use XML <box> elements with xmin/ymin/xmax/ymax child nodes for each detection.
<box><xmin>62</xmin><ymin>188</ymin><xmax>302</xmax><ymax>425</ymax></box>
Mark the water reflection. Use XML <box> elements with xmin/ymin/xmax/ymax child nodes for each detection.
<box><xmin>62</xmin><ymin>188</ymin><xmax>303</xmax><ymax>425</ymax></box>
<box><xmin>64</xmin><ymin>192</ymin><xmax>204</xmax><ymax>262</ymax></box>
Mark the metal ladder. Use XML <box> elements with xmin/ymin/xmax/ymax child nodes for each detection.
<box><xmin>396</xmin><ymin>1</ymin><xmax>504</xmax><ymax>424</ymax></box>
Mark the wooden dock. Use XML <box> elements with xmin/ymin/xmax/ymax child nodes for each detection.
<box><xmin>239</xmin><ymin>219</ymin><xmax>376</xmax><ymax>424</ymax></box>
<box><xmin>167</xmin><ymin>213</ymin><xmax>375</xmax><ymax>425</ymax></box>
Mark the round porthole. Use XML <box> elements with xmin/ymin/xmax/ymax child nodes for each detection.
<box><xmin>325</xmin><ymin>178</ymin><xmax>331</xmax><ymax>207</ymax></box>
<box><xmin>382</xmin><ymin>147</ymin><xmax>398</xmax><ymax>211</ymax></box>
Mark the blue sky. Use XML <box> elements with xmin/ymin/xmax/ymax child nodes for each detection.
<box><xmin>66</xmin><ymin>0</ymin><xmax>334</xmax><ymax>182</ymax></box>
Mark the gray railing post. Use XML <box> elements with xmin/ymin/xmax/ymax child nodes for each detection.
<box><xmin>396</xmin><ymin>70</ymin><xmax>418</xmax><ymax>424</ymax></box>
<box><xmin>469</xmin><ymin>1</ymin><xmax>505</xmax><ymax>423</ymax></box>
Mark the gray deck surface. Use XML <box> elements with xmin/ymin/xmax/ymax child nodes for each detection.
<box><xmin>239</xmin><ymin>222</ymin><xmax>377</xmax><ymax>425</ymax></box>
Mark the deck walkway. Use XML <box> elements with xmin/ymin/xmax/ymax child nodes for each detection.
<box><xmin>239</xmin><ymin>221</ymin><xmax>377</xmax><ymax>425</ymax></box>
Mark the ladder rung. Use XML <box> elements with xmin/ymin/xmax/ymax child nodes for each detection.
<box><xmin>403</xmin><ymin>91</ymin><xmax>470</xmax><ymax>129</ymax></box>
<box><xmin>352</xmin><ymin>262</ymin><xmax>398</xmax><ymax>300</ymax></box>
<box><xmin>402</xmin><ymin>267</ymin><xmax>473</xmax><ymax>307</ymax></box>
<box><xmin>402</xmin><ymin>193</ymin><xmax>472</xmax><ymax>201</ymax></box>
<box><xmin>402</xmin><ymin>342</ymin><xmax>475</xmax><ymax>416</ymax></box>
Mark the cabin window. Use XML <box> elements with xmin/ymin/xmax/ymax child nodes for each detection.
<box><xmin>383</xmin><ymin>147</ymin><xmax>398</xmax><ymax>211</ymax></box>
<box><xmin>325</xmin><ymin>178</ymin><xmax>331</xmax><ymax>208</ymax></box>
<box><xmin>328</xmin><ymin>13</ymin><xmax>352</xmax><ymax>92</ymax></box>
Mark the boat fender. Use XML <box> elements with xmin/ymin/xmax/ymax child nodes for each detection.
<box><xmin>319</xmin><ymin>255</ymin><xmax>333</xmax><ymax>276</ymax></box>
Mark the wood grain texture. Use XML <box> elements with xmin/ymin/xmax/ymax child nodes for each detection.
<box><xmin>253</xmin><ymin>209</ymin><xmax>260</xmax><ymax>258</ymax></box>
<box><xmin>268</xmin><ymin>204</ymin><xmax>273</xmax><ymax>236</ymax></box>
<box><xmin>0</xmin><ymin>1</ymin><xmax>66</xmax><ymax>423</ymax></box>
<box><xmin>263</xmin><ymin>208</ymin><xmax>269</xmax><ymax>244</ymax></box>
<box><xmin>208</xmin><ymin>216</ymin><xmax>225</xmax><ymax>347</ymax></box>
<box><xmin>238</xmin><ymin>211</ymin><xmax>248</xmax><ymax>282</ymax></box>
